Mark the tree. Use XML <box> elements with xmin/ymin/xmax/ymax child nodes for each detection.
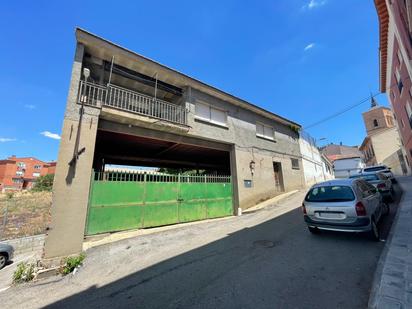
<box><xmin>32</xmin><ymin>174</ymin><xmax>54</xmax><ymax>192</ymax></box>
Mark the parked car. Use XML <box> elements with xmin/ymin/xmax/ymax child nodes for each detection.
<box><xmin>360</xmin><ymin>165</ymin><xmax>395</xmax><ymax>183</ymax></box>
<box><xmin>302</xmin><ymin>178</ymin><xmax>388</xmax><ymax>240</ymax></box>
<box><xmin>0</xmin><ymin>243</ymin><xmax>14</xmax><ymax>269</ymax></box>
<box><xmin>350</xmin><ymin>172</ymin><xmax>394</xmax><ymax>202</ymax></box>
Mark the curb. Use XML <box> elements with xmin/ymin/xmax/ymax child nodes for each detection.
<box><xmin>368</xmin><ymin>179</ymin><xmax>406</xmax><ymax>308</ymax></box>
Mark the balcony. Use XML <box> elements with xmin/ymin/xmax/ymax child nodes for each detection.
<box><xmin>77</xmin><ymin>81</ymin><xmax>187</xmax><ymax>126</ymax></box>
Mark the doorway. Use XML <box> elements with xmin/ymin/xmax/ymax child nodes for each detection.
<box><xmin>273</xmin><ymin>162</ymin><xmax>284</xmax><ymax>192</ymax></box>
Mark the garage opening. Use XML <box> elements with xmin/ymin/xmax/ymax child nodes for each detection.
<box><xmin>85</xmin><ymin>129</ymin><xmax>233</xmax><ymax>235</ymax></box>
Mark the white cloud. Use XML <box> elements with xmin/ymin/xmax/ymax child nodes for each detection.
<box><xmin>304</xmin><ymin>43</ymin><xmax>315</xmax><ymax>51</ymax></box>
<box><xmin>40</xmin><ymin>131</ymin><xmax>61</xmax><ymax>140</ymax></box>
<box><xmin>303</xmin><ymin>0</ymin><xmax>327</xmax><ymax>10</ymax></box>
<box><xmin>0</xmin><ymin>137</ymin><xmax>16</xmax><ymax>142</ymax></box>
<box><xmin>24</xmin><ymin>104</ymin><xmax>36</xmax><ymax>110</ymax></box>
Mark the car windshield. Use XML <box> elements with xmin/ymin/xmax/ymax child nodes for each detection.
<box><xmin>305</xmin><ymin>185</ymin><xmax>355</xmax><ymax>202</ymax></box>
<box><xmin>350</xmin><ymin>174</ymin><xmax>379</xmax><ymax>181</ymax></box>
<box><xmin>364</xmin><ymin>166</ymin><xmax>386</xmax><ymax>172</ymax></box>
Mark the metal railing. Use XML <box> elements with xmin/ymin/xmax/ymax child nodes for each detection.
<box><xmin>94</xmin><ymin>170</ymin><xmax>231</xmax><ymax>183</ymax></box>
<box><xmin>78</xmin><ymin>81</ymin><xmax>187</xmax><ymax>126</ymax></box>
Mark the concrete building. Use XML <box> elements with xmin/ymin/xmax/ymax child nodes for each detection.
<box><xmin>359</xmin><ymin>99</ymin><xmax>408</xmax><ymax>175</ymax></box>
<box><xmin>43</xmin><ymin>28</ymin><xmax>305</xmax><ymax>259</ymax></box>
<box><xmin>0</xmin><ymin>156</ymin><xmax>56</xmax><ymax>192</ymax></box>
<box><xmin>299</xmin><ymin>131</ymin><xmax>334</xmax><ymax>186</ymax></box>
<box><xmin>374</xmin><ymin>0</ymin><xmax>412</xmax><ymax>173</ymax></box>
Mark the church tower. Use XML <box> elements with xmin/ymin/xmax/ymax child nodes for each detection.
<box><xmin>362</xmin><ymin>96</ymin><xmax>395</xmax><ymax>136</ymax></box>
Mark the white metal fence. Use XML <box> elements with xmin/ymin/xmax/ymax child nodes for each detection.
<box><xmin>78</xmin><ymin>81</ymin><xmax>187</xmax><ymax>125</ymax></box>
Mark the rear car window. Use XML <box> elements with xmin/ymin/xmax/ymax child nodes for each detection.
<box><xmin>364</xmin><ymin>166</ymin><xmax>386</xmax><ymax>172</ymax></box>
<box><xmin>350</xmin><ymin>174</ymin><xmax>379</xmax><ymax>181</ymax></box>
<box><xmin>305</xmin><ymin>186</ymin><xmax>355</xmax><ymax>202</ymax></box>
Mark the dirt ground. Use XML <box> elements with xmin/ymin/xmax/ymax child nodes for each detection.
<box><xmin>0</xmin><ymin>191</ymin><xmax>52</xmax><ymax>240</ymax></box>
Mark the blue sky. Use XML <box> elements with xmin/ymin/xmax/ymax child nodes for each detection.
<box><xmin>0</xmin><ymin>0</ymin><xmax>385</xmax><ymax>161</ymax></box>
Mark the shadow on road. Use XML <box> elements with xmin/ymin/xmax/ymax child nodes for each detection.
<box><xmin>41</xmin><ymin>186</ymin><xmax>402</xmax><ymax>309</ymax></box>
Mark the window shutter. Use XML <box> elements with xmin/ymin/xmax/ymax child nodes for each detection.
<box><xmin>264</xmin><ymin>126</ymin><xmax>274</xmax><ymax>139</ymax></box>
<box><xmin>256</xmin><ymin>123</ymin><xmax>264</xmax><ymax>136</ymax></box>
<box><xmin>196</xmin><ymin>102</ymin><xmax>210</xmax><ymax>120</ymax></box>
<box><xmin>211</xmin><ymin>107</ymin><xmax>227</xmax><ymax>125</ymax></box>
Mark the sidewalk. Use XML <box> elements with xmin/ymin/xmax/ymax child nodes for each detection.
<box><xmin>369</xmin><ymin>176</ymin><xmax>412</xmax><ymax>309</ymax></box>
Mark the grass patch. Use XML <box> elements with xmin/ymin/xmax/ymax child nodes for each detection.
<box><xmin>0</xmin><ymin>191</ymin><xmax>52</xmax><ymax>240</ymax></box>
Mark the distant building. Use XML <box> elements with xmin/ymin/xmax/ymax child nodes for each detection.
<box><xmin>359</xmin><ymin>98</ymin><xmax>408</xmax><ymax>175</ymax></box>
<box><xmin>374</xmin><ymin>0</ymin><xmax>412</xmax><ymax>173</ymax></box>
<box><xmin>299</xmin><ymin>132</ymin><xmax>334</xmax><ymax>186</ymax></box>
<box><xmin>321</xmin><ymin>143</ymin><xmax>365</xmax><ymax>178</ymax></box>
<box><xmin>0</xmin><ymin>156</ymin><xmax>56</xmax><ymax>192</ymax></box>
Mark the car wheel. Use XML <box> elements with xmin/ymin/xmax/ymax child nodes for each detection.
<box><xmin>308</xmin><ymin>226</ymin><xmax>320</xmax><ymax>234</ymax></box>
<box><xmin>0</xmin><ymin>254</ymin><xmax>7</xmax><ymax>270</ymax></box>
<box><xmin>369</xmin><ymin>219</ymin><xmax>380</xmax><ymax>241</ymax></box>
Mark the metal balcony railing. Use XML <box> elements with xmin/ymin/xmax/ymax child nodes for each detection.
<box><xmin>78</xmin><ymin>81</ymin><xmax>187</xmax><ymax>126</ymax></box>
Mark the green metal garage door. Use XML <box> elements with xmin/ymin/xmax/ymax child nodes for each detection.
<box><xmin>85</xmin><ymin>171</ymin><xmax>233</xmax><ymax>235</ymax></box>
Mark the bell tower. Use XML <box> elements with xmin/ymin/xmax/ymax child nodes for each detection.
<box><xmin>362</xmin><ymin>97</ymin><xmax>395</xmax><ymax>135</ymax></box>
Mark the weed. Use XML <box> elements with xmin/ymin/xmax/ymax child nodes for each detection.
<box><xmin>60</xmin><ymin>253</ymin><xmax>85</xmax><ymax>275</ymax></box>
<box><xmin>13</xmin><ymin>262</ymin><xmax>36</xmax><ymax>283</ymax></box>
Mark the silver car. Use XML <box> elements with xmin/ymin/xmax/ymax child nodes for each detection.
<box><xmin>360</xmin><ymin>165</ymin><xmax>395</xmax><ymax>183</ymax></box>
<box><xmin>302</xmin><ymin>178</ymin><xmax>388</xmax><ymax>240</ymax></box>
<box><xmin>0</xmin><ymin>243</ymin><xmax>14</xmax><ymax>269</ymax></box>
<box><xmin>350</xmin><ymin>172</ymin><xmax>394</xmax><ymax>202</ymax></box>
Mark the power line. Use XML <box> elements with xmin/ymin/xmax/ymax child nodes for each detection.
<box><xmin>303</xmin><ymin>75</ymin><xmax>410</xmax><ymax>130</ymax></box>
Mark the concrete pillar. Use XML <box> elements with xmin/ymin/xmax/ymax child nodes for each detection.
<box><xmin>230</xmin><ymin>145</ymin><xmax>240</xmax><ymax>215</ymax></box>
<box><xmin>43</xmin><ymin>43</ymin><xmax>100</xmax><ymax>260</ymax></box>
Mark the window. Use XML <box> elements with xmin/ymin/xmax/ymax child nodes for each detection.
<box><xmin>16</xmin><ymin>171</ymin><xmax>24</xmax><ymax>176</ymax></box>
<box><xmin>291</xmin><ymin>158</ymin><xmax>300</xmax><ymax>170</ymax></box>
<box><xmin>195</xmin><ymin>102</ymin><xmax>227</xmax><ymax>127</ymax></box>
<box><xmin>34</xmin><ymin>165</ymin><xmax>41</xmax><ymax>170</ymax></box>
<box><xmin>305</xmin><ymin>186</ymin><xmax>355</xmax><ymax>202</ymax></box>
<box><xmin>33</xmin><ymin>172</ymin><xmax>40</xmax><ymax>177</ymax></box>
<box><xmin>17</xmin><ymin>162</ymin><xmax>26</xmax><ymax>169</ymax></box>
<box><xmin>396</xmin><ymin>68</ymin><xmax>404</xmax><ymax>94</ymax></box>
<box><xmin>373</xmin><ymin>119</ymin><xmax>379</xmax><ymax>127</ymax></box>
<box><xmin>397</xmin><ymin>49</ymin><xmax>403</xmax><ymax>66</ymax></box>
<box><xmin>405</xmin><ymin>101</ymin><xmax>412</xmax><ymax>128</ymax></box>
<box><xmin>256</xmin><ymin>123</ymin><xmax>274</xmax><ymax>140</ymax></box>
<box><xmin>386</xmin><ymin>115</ymin><xmax>394</xmax><ymax>126</ymax></box>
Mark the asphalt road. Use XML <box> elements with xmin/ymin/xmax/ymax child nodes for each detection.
<box><xmin>0</xmin><ymin>185</ymin><xmax>402</xmax><ymax>309</ymax></box>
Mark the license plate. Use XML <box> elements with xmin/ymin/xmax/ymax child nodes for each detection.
<box><xmin>318</xmin><ymin>212</ymin><xmax>344</xmax><ymax>219</ymax></box>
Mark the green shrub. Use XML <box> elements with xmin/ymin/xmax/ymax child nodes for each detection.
<box><xmin>32</xmin><ymin>174</ymin><xmax>54</xmax><ymax>192</ymax></box>
<box><xmin>60</xmin><ymin>253</ymin><xmax>85</xmax><ymax>275</ymax></box>
<box><xmin>13</xmin><ymin>262</ymin><xmax>35</xmax><ymax>283</ymax></box>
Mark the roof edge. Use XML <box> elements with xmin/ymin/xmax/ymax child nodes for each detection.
<box><xmin>75</xmin><ymin>27</ymin><xmax>301</xmax><ymax>128</ymax></box>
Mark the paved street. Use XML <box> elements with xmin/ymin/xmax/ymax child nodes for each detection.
<box><xmin>0</xmin><ymin>186</ymin><xmax>402</xmax><ymax>309</ymax></box>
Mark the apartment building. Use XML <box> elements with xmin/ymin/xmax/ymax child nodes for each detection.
<box><xmin>0</xmin><ymin>156</ymin><xmax>56</xmax><ymax>192</ymax></box>
<box><xmin>375</xmin><ymin>0</ymin><xmax>412</xmax><ymax>173</ymax></box>
<box><xmin>44</xmin><ymin>28</ymin><xmax>305</xmax><ymax>259</ymax></box>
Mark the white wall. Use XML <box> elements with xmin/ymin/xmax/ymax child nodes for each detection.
<box><xmin>299</xmin><ymin>133</ymin><xmax>334</xmax><ymax>186</ymax></box>
<box><xmin>333</xmin><ymin>158</ymin><xmax>365</xmax><ymax>178</ymax></box>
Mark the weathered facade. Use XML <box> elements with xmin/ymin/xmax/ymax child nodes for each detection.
<box><xmin>44</xmin><ymin>28</ymin><xmax>305</xmax><ymax>259</ymax></box>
